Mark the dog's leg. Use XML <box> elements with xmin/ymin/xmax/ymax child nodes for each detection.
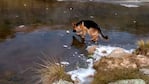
<box><xmin>94</xmin><ymin>35</ymin><xmax>99</xmax><ymax>42</ymax></box>
<box><xmin>76</xmin><ymin>31</ymin><xmax>86</xmax><ymax>39</ymax></box>
<box><xmin>89</xmin><ymin>29</ymin><xmax>99</xmax><ymax>42</ymax></box>
<box><xmin>81</xmin><ymin>28</ymin><xmax>87</xmax><ymax>38</ymax></box>
<box><xmin>81</xmin><ymin>32</ymin><xmax>85</xmax><ymax>38</ymax></box>
<box><xmin>80</xmin><ymin>22</ymin><xmax>87</xmax><ymax>38</ymax></box>
<box><xmin>91</xmin><ymin>35</ymin><xmax>98</xmax><ymax>42</ymax></box>
<box><xmin>76</xmin><ymin>31</ymin><xmax>82</xmax><ymax>35</ymax></box>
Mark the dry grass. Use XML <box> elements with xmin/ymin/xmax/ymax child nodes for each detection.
<box><xmin>35</xmin><ymin>57</ymin><xmax>72</xmax><ymax>84</ymax></box>
<box><xmin>92</xmin><ymin>67</ymin><xmax>149</xmax><ymax>84</ymax></box>
<box><xmin>92</xmin><ymin>48</ymin><xmax>149</xmax><ymax>84</ymax></box>
<box><xmin>137</xmin><ymin>40</ymin><xmax>149</xmax><ymax>48</ymax></box>
<box><xmin>133</xmin><ymin>40</ymin><xmax>149</xmax><ymax>56</ymax></box>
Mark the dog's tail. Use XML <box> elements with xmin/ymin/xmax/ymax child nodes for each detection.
<box><xmin>98</xmin><ymin>28</ymin><xmax>108</xmax><ymax>40</ymax></box>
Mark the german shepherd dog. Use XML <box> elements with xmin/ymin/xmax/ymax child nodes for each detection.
<box><xmin>72</xmin><ymin>20</ymin><xmax>108</xmax><ymax>42</ymax></box>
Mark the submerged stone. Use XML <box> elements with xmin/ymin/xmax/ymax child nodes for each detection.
<box><xmin>108</xmin><ymin>79</ymin><xmax>146</xmax><ymax>84</ymax></box>
<box><xmin>140</xmin><ymin>68</ymin><xmax>149</xmax><ymax>75</ymax></box>
<box><xmin>86</xmin><ymin>45</ymin><xmax>97</xmax><ymax>54</ymax></box>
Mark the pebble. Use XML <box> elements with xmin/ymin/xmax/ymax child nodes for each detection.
<box><xmin>63</xmin><ymin>45</ymin><xmax>68</xmax><ymax>48</ymax></box>
<box><xmin>66</xmin><ymin>30</ymin><xmax>70</xmax><ymax>34</ymax></box>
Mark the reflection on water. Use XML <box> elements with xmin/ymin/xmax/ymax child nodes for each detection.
<box><xmin>0</xmin><ymin>0</ymin><xmax>149</xmax><ymax>84</ymax></box>
<box><xmin>71</xmin><ymin>36</ymin><xmax>86</xmax><ymax>48</ymax></box>
<box><xmin>0</xmin><ymin>0</ymin><xmax>149</xmax><ymax>36</ymax></box>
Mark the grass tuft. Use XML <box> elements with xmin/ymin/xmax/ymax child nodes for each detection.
<box><xmin>133</xmin><ymin>40</ymin><xmax>149</xmax><ymax>56</ymax></box>
<box><xmin>35</xmin><ymin>57</ymin><xmax>72</xmax><ymax>84</ymax></box>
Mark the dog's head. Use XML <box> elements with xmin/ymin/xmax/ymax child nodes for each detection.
<box><xmin>72</xmin><ymin>22</ymin><xmax>84</xmax><ymax>32</ymax></box>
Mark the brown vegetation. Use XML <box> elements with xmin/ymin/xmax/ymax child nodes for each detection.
<box><xmin>35</xmin><ymin>59</ymin><xmax>72</xmax><ymax>84</ymax></box>
<box><xmin>133</xmin><ymin>40</ymin><xmax>149</xmax><ymax>56</ymax></box>
<box><xmin>92</xmin><ymin>46</ymin><xmax>149</xmax><ymax>84</ymax></box>
<box><xmin>91</xmin><ymin>68</ymin><xmax>149</xmax><ymax>84</ymax></box>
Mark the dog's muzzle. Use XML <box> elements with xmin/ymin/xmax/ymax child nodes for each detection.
<box><xmin>73</xmin><ymin>30</ymin><xmax>76</xmax><ymax>32</ymax></box>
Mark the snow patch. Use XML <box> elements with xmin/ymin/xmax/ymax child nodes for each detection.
<box><xmin>68</xmin><ymin>45</ymin><xmax>133</xmax><ymax>84</ymax></box>
<box><xmin>93</xmin><ymin>45</ymin><xmax>133</xmax><ymax>61</ymax></box>
<box><xmin>67</xmin><ymin>66</ymin><xmax>95</xmax><ymax>84</ymax></box>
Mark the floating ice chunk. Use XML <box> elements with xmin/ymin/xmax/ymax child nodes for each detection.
<box><xmin>18</xmin><ymin>25</ymin><xmax>25</xmax><ymax>28</ymax></box>
<box><xmin>90</xmin><ymin>16</ymin><xmax>94</xmax><ymax>18</ymax></box>
<box><xmin>61</xmin><ymin>61</ymin><xmax>70</xmax><ymax>65</ymax></box>
<box><xmin>63</xmin><ymin>45</ymin><xmax>68</xmax><ymax>48</ymax></box>
<box><xmin>120</xmin><ymin>4</ymin><xmax>140</xmax><ymax>8</ymax></box>
<box><xmin>75</xmin><ymin>52</ymin><xmax>78</xmax><ymax>54</ymax></box>
<box><xmin>133</xmin><ymin>20</ymin><xmax>137</xmax><ymax>23</ymax></box>
<box><xmin>69</xmin><ymin>7</ymin><xmax>73</xmax><ymax>10</ymax></box>
<box><xmin>55</xmin><ymin>61</ymin><xmax>69</xmax><ymax>66</ymax></box>
<box><xmin>66</xmin><ymin>30</ymin><xmax>70</xmax><ymax>34</ymax></box>
<box><xmin>80</xmin><ymin>54</ymin><xmax>84</xmax><ymax>56</ymax></box>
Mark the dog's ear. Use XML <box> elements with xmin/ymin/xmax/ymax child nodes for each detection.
<box><xmin>81</xmin><ymin>22</ymin><xmax>84</xmax><ymax>26</ymax></box>
<box><xmin>72</xmin><ymin>22</ymin><xmax>76</xmax><ymax>27</ymax></box>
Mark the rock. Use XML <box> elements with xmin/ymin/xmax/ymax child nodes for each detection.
<box><xmin>95</xmin><ymin>55</ymin><xmax>135</xmax><ymax>70</ymax></box>
<box><xmin>52</xmin><ymin>79</ymin><xmax>73</xmax><ymax>84</ymax></box>
<box><xmin>108</xmin><ymin>48</ymin><xmax>131</xmax><ymax>58</ymax></box>
<box><xmin>93</xmin><ymin>55</ymin><xmax>138</xmax><ymax>70</ymax></box>
<box><xmin>136</xmin><ymin>55</ymin><xmax>149</xmax><ymax>67</ymax></box>
<box><xmin>140</xmin><ymin>68</ymin><xmax>149</xmax><ymax>75</ymax></box>
<box><xmin>94</xmin><ymin>48</ymin><xmax>149</xmax><ymax>70</ymax></box>
<box><xmin>108</xmin><ymin>79</ymin><xmax>146</xmax><ymax>84</ymax></box>
<box><xmin>86</xmin><ymin>45</ymin><xmax>97</xmax><ymax>54</ymax></box>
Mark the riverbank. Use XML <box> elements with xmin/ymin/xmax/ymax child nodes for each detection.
<box><xmin>36</xmin><ymin>40</ymin><xmax>149</xmax><ymax>84</ymax></box>
<box><xmin>70</xmin><ymin>41</ymin><xmax>149</xmax><ymax>84</ymax></box>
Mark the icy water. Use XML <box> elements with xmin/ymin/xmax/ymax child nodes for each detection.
<box><xmin>0</xmin><ymin>0</ymin><xmax>149</xmax><ymax>84</ymax></box>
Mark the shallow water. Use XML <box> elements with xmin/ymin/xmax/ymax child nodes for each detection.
<box><xmin>0</xmin><ymin>0</ymin><xmax>149</xmax><ymax>84</ymax></box>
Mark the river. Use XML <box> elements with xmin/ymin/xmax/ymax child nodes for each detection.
<box><xmin>0</xmin><ymin>0</ymin><xmax>149</xmax><ymax>84</ymax></box>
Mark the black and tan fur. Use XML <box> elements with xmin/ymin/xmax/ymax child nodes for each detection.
<box><xmin>72</xmin><ymin>20</ymin><xmax>108</xmax><ymax>42</ymax></box>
